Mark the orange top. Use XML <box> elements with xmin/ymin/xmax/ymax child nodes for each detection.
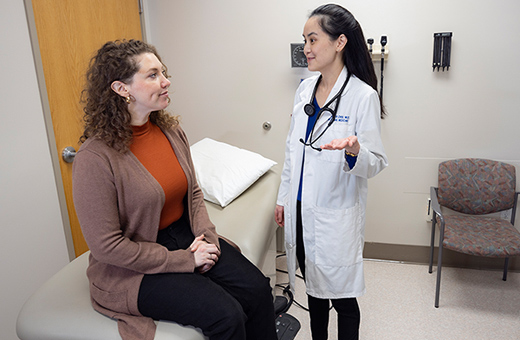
<box><xmin>130</xmin><ymin>120</ymin><xmax>188</xmax><ymax>229</ymax></box>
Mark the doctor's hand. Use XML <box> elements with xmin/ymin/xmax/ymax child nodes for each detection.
<box><xmin>190</xmin><ymin>234</ymin><xmax>220</xmax><ymax>273</ymax></box>
<box><xmin>320</xmin><ymin>136</ymin><xmax>360</xmax><ymax>156</ymax></box>
<box><xmin>275</xmin><ymin>205</ymin><xmax>284</xmax><ymax>227</ymax></box>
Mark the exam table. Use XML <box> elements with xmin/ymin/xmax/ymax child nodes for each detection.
<box><xmin>17</xmin><ymin>165</ymin><xmax>280</xmax><ymax>340</ymax></box>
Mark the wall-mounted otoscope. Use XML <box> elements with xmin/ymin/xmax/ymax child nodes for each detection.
<box><xmin>367</xmin><ymin>38</ymin><xmax>374</xmax><ymax>57</ymax></box>
<box><xmin>380</xmin><ymin>35</ymin><xmax>387</xmax><ymax>102</ymax></box>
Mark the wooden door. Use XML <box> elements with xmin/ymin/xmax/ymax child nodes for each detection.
<box><xmin>31</xmin><ymin>0</ymin><xmax>142</xmax><ymax>257</ymax></box>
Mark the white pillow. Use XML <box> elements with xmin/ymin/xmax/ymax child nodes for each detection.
<box><xmin>190</xmin><ymin>138</ymin><xmax>277</xmax><ymax>207</ymax></box>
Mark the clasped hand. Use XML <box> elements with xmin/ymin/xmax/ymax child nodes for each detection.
<box><xmin>190</xmin><ymin>234</ymin><xmax>220</xmax><ymax>274</ymax></box>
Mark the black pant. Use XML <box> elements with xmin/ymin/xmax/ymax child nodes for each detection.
<box><xmin>296</xmin><ymin>201</ymin><xmax>360</xmax><ymax>340</ymax></box>
<box><xmin>138</xmin><ymin>215</ymin><xmax>277</xmax><ymax>340</ymax></box>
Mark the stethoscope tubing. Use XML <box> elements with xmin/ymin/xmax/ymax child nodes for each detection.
<box><xmin>300</xmin><ymin>72</ymin><xmax>352</xmax><ymax>151</ymax></box>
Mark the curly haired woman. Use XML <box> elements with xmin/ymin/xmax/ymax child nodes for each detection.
<box><xmin>73</xmin><ymin>40</ymin><xmax>277</xmax><ymax>340</ymax></box>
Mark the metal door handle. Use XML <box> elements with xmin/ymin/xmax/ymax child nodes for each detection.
<box><xmin>62</xmin><ymin>146</ymin><xmax>76</xmax><ymax>163</ymax></box>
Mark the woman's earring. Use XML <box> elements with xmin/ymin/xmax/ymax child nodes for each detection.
<box><xmin>125</xmin><ymin>96</ymin><xmax>131</xmax><ymax>104</ymax></box>
<box><xmin>167</xmin><ymin>97</ymin><xmax>171</xmax><ymax>104</ymax></box>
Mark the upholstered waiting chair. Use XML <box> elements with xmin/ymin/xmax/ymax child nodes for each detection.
<box><xmin>429</xmin><ymin>158</ymin><xmax>520</xmax><ymax>308</ymax></box>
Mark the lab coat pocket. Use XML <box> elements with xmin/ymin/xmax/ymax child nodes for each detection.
<box><xmin>313</xmin><ymin>204</ymin><xmax>362</xmax><ymax>267</ymax></box>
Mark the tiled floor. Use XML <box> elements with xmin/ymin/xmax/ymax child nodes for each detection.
<box><xmin>275</xmin><ymin>255</ymin><xmax>520</xmax><ymax>340</ymax></box>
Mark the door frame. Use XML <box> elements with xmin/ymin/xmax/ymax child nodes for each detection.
<box><xmin>23</xmin><ymin>0</ymin><xmax>147</xmax><ymax>260</ymax></box>
<box><xmin>24</xmin><ymin>0</ymin><xmax>74</xmax><ymax>260</ymax></box>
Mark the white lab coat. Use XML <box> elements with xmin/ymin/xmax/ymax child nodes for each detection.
<box><xmin>277</xmin><ymin>67</ymin><xmax>388</xmax><ymax>299</ymax></box>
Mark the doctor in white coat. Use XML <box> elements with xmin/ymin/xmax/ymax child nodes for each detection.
<box><xmin>275</xmin><ymin>4</ymin><xmax>388</xmax><ymax>340</ymax></box>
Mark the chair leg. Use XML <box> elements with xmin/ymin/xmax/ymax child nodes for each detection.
<box><xmin>503</xmin><ymin>258</ymin><xmax>509</xmax><ymax>281</ymax></box>
<box><xmin>428</xmin><ymin>218</ymin><xmax>436</xmax><ymax>274</ymax></box>
<box><xmin>435</xmin><ymin>242</ymin><xmax>443</xmax><ymax>308</ymax></box>
<box><xmin>434</xmin><ymin>222</ymin><xmax>445</xmax><ymax>308</ymax></box>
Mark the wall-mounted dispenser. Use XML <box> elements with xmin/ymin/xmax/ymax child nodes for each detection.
<box><xmin>433</xmin><ymin>32</ymin><xmax>452</xmax><ymax>71</ymax></box>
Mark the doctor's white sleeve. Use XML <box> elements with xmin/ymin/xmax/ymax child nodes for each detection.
<box><xmin>346</xmin><ymin>90</ymin><xmax>388</xmax><ymax>179</ymax></box>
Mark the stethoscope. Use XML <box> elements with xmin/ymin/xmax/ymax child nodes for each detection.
<box><xmin>299</xmin><ymin>72</ymin><xmax>351</xmax><ymax>152</ymax></box>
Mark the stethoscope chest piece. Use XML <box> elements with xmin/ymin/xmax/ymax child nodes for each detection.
<box><xmin>304</xmin><ymin>103</ymin><xmax>316</xmax><ymax>116</ymax></box>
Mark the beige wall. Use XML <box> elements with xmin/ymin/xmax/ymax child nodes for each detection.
<box><xmin>144</xmin><ymin>0</ymin><xmax>520</xmax><ymax>247</ymax></box>
<box><xmin>0</xmin><ymin>2</ymin><xmax>70</xmax><ymax>339</ymax></box>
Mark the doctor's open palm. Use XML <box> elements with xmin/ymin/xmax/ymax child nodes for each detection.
<box><xmin>320</xmin><ymin>136</ymin><xmax>360</xmax><ymax>155</ymax></box>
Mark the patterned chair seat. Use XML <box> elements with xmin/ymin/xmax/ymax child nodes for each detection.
<box><xmin>442</xmin><ymin>215</ymin><xmax>520</xmax><ymax>257</ymax></box>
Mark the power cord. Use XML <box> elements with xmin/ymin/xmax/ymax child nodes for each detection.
<box><xmin>274</xmin><ymin>254</ymin><xmax>302</xmax><ymax>339</ymax></box>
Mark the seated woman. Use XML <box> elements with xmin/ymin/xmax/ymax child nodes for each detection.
<box><xmin>72</xmin><ymin>39</ymin><xmax>277</xmax><ymax>340</ymax></box>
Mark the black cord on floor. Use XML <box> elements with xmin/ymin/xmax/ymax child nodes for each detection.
<box><xmin>276</xmin><ymin>253</ymin><xmax>307</xmax><ymax>312</ymax></box>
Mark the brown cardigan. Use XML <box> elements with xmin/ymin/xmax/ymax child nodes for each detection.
<box><xmin>72</xmin><ymin>124</ymin><xmax>219</xmax><ymax>340</ymax></box>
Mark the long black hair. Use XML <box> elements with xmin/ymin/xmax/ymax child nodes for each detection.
<box><xmin>310</xmin><ymin>4</ymin><xmax>386</xmax><ymax>117</ymax></box>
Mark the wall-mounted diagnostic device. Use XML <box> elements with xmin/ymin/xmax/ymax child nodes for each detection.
<box><xmin>290</xmin><ymin>43</ymin><xmax>307</xmax><ymax>68</ymax></box>
<box><xmin>366</xmin><ymin>38</ymin><xmax>388</xmax><ymax>60</ymax></box>
<box><xmin>366</xmin><ymin>36</ymin><xmax>388</xmax><ymax>100</ymax></box>
<box><xmin>379</xmin><ymin>35</ymin><xmax>387</xmax><ymax>101</ymax></box>
<box><xmin>367</xmin><ymin>38</ymin><xmax>374</xmax><ymax>56</ymax></box>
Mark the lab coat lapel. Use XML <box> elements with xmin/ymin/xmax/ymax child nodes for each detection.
<box><xmin>314</xmin><ymin>67</ymin><xmax>349</xmax><ymax>131</ymax></box>
<box><xmin>295</xmin><ymin>76</ymin><xmax>320</xmax><ymax>137</ymax></box>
